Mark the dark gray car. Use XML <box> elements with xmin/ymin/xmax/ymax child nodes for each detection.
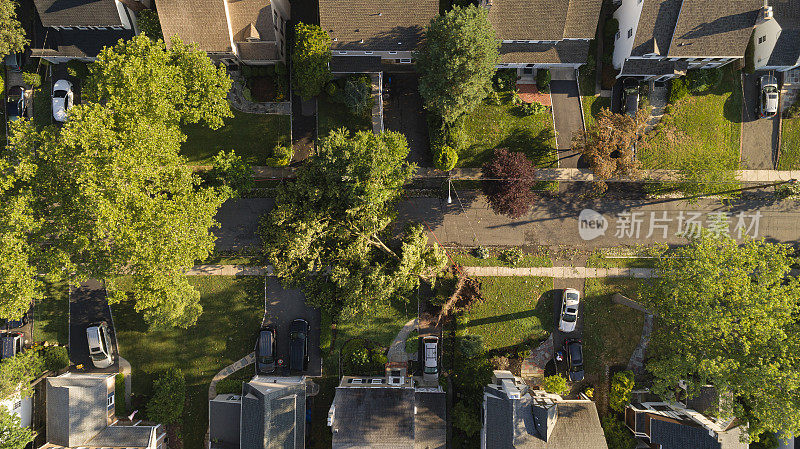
<box><xmin>623</xmin><ymin>78</ymin><xmax>639</xmax><ymax>118</ymax></box>
<box><xmin>289</xmin><ymin>319</ymin><xmax>309</xmax><ymax>372</ymax></box>
<box><xmin>255</xmin><ymin>326</ymin><xmax>277</xmax><ymax>375</ymax></box>
<box><xmin>564</xmin><ymin>339</ymin><xmax>584</xmax><ymax>382</ymax></box>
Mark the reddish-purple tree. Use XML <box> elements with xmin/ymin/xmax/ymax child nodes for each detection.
<box><xmin>481</xmin><ymin>149</ymin><xmax>538</xmax><ymax>218</ymax></box>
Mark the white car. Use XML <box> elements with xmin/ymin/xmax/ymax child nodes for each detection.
<box><xmin>558</xmin><ymin>288</ymin><xmax>581</xmax><ymax>333</ymax></box>
<box><xmin>86</xmin><ymin>322</ymin><xmax>113</xmax><ymax>368</ymax></box>
<box><xmin>759</xmin><ymin>75</ymin><xmax>778</xmax><ymax>119</ymax></box>
<box><xmin>422</xmin><ymin>336</ymin><xmax>439</xmax><ymax>382</ymax></box>
<box><xmin>52</xmin><ymin>79</ymin><xmax>74</xmax><ymax>122</ymax></box>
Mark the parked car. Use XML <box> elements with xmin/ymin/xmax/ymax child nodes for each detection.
<box><xmin>6</xmin><ymin>85</ymin><xmax>26</xmax><ymax>121</ymax></box>
<box><xmin>422</xmin><ymin>336</ymin><xmax>439</xmax><ymax>382</ymax></box>
<box><xmin>622</xmin><ymin>78</ymin><xmax>640</xmax><ymax>118</ymax></box>
<box><xmin>52</xmin><ymin>79</ymin><xmax>74</xmax><ymax>122</ymax></box>
<box><xmin>289</xmin><ymin>319</ymin><xmax>309</xmax><ymax>372</ymax></box>
<box><xmin>1</xmin><ymin>332</ymin><xmax>23</xmax><ymax>361</ymax></box>
<box><xmin>255</xmin><ymin>326</ymin><xmax>277</xmax><ymax>375</ymax></box>
<box><xmin>564</xmin><ymin>339</ymin><xmax>584</xmax><ymax>382</ymax></box>
<box><xmin>558</xmin><ymin>288</ymin><xmax>581</xmax><ymax>333</ymax></box>
<box><xmin>86</xmin><ymin>322</ymin><xmax>113</xmax><ymax>368</ymax></box>
<box><xmin>759</xmin><ymin>75</ymin><xmax>779</xmax><ymax>118</ymax></box>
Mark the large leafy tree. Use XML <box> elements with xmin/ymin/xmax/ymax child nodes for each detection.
<box><xmin>481</xmin><ymin>149</ymin><xmax>538</xmax><ymax>218</ymax></box>
<box><xmin>0</xmin><ymin>405</ymin><xmax>33</xmax><ymax>449</ymax></box>
<box><xmin>641</xmin><ymin>233</ymin><xmax>800</xmax><ymax>438</ymax></box>
<box><xmin>259</xmin><ymin>129</ymin><xmax>446</xmax><ymax>317</ymax></box>
<box><xmin>415</xmin><ymin>5</ymin><xmax>499</xmax><ymax>125</ymax></box>
<box><xmin>292</xmin><ymin>23</ymin><xmax>331</xmax><ymax>100</ymax></box>
<box><xmin>0</xmin><ymin>350</ymin><xmax>44</xmax><ymax>400</ymax></box>
<box><xmin>0</xmin><ymin>0</ymin><xmax>27</xmax><ymax>59</ymax></box>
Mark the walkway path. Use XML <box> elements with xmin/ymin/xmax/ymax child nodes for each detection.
<box><xmin>208</xmin><ymin>352</ymin><xmax>255</xmax><ymax>399</ymax></box>
<box><xmin>520</xmin><ymin>334</ymin><xmax>553</xmax><ymax>379</ymax></box>
<box><xmin>370</xmin><ymin>73</ymin><xmax>383</xmax><ymax>134</ymax></box>
<box><xmin>627</xmin><ymin>313</ymin><xmax>654</xmax><ymax>375</ymax></box>
<box><xmin>387</xmin><ymin>318</ymin><xmax>417</xmax><ymax>364</ymax></box>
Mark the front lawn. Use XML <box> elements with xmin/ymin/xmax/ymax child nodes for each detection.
<box><xmin>113</xmin><ymin>276</ymin><xmax>264</xmax><ymax>449</ymax></box>
<box><xmin>581</xmin><ymin>95</ymin><xmax>611</xmax><ymax>130</ymax></box>
<box><xmin>462</xmin><ymin>277</ymin><xmax>554</xmax><ymax>351</ymax></box>
<box><xmin>460</xmin><ymin>92</ymin><xmax>557</xmax><ymax>168</ymax></box>
<box><xmin>778</xmin><ymin>117</ymin><xmax>800</xmax><ymax>170</ymax></box>
<box><xmin>317</xmin><ymin>93</ymin><xmax>371</xmax><ymax>139</ymax></box>
<box><xmin>181</xmin><ymin>111</ymin><xmax>290</xmax><ymax>166</ymax></box>
<box><xmin>33</xmin><ymin>281</ymin><xmax>69</xmax><ymax>345</ymax></box>
<box><xmin>450</xmin><ymin>248</ymin><xmax>553</xmax><ymax>268</ymax></box>
<box><xmin>636</xmin><ymin>67</ymin><xmax>742</xmax><ymax>171</ymax></box>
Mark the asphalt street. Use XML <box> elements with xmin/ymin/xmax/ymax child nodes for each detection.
<box><xmin>69</xmin><ymin>279</ymin><xmax>119</xmax><ymax>373</ymax></box>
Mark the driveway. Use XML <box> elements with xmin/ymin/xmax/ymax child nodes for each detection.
<box><xmin>69</xmin><ymin>279</ymin><xmax>119</xmax><ymax>373</ymax></box>
<box><xmin>741</xmin><ymin>72</ymin><xmax>779</xmax><ymax>169</ymax></box>
<box><xmin>213</xmin><ymin>198</ymin><xmax>274</xmax><ymax>251</ymax></box>
<box><xmin>550</xmin><ymin>80</ymin><xmax>585</xmax><ymax>168</ymax></box>
<box><xmin>551</xmin><ymin>279</ymin><xmax>585</xmax><ymax>359</ymax></box>
<box><xmin>384</xmin><ymin>73</ymin><xmax>431</xmax><ymax>166</ymax></box>
<box><xmin>262</xmin><ymin>277</ymin><xmax>322</xmax><ymax>377</ymax></box>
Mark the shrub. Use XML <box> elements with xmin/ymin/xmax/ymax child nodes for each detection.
<box><xmin>434</xmin><ymin>144</ymin><xmax>458</xmax><ymax>171</ymax></box>
<box><xmin>115</xmin><ymin>373</ymin><xmax>127</xmax><ymax>417</ymax></box>
<box><xmin>40</xmin><ymin>346</ymin><xmax>69</xmax><ymax>372</ymax></box>
<box><xmin>325</xmin><ymin>82</ymin><xmax>338</xmax><ymax>98</ymax></box>
<box><xmin>456</xmin><ymin>335</ymin><xmax>484</xmax><ymax>358</ymax></box>
<box><xmin>669</xmin><ymin>77</ymin><xmax>689</xmax><ymax>103</ymax></box>
<box><xmin>520</xmin><ymin>101</ymin><xmax>547</xmax><ymax>116</ymax></box>
<box><xmin>208</xmin><ymin>150</ymin><xmax>254</xmax><ymax>194</ymax></box>
<box><xmin>512</xmin><ymin>92</ymin><xmax>524</xmax><ymax>106</ymax></box>
<box><xmin>536</xmin><ymin>69</ymin><xmax>551</xmax><ymax>93</ymax></box>
<box><xmin>686</xmin><ymin>68</ymin><xmax>721</xmax><ymax>92</ymax></box>
<box><xmin>22</xmin><ymin>72</ymin><xmax>41</xmax><ymax>89</ymax></box>
<box><xmin>146</xmin><ymin>368</ymin><xmax>185</xmax><ymax>424</ymax></box>
<box><xmin>265</xmin><ymin>144</ymin><xmax>294</xmax><ymax>167</ymax></box>
<box><xmin>67</xmin><ymin>60</ymin><xmax>90</xmax><ymax>79</ymax></box>
<box><xmin>473</xmin><ymin>246</ymin><xmax>490</xmax><ymax>259</ymax></box>
<box><xmin>750</xmin><ymin>431</ymin><xmax>779</xmax><ymax>449</ymax></box>
<box><xmin>784</xmin><ymin>98</ymin><xmax>800</xmax><ymax>119</ymax></box>
<box><xmin>500</xmin><ymin>248</ymin><xmax>523</xmax><ymax>266</ymax></box>
<box><xmin>541</xmin><ymin>374</ymin><xmax>569</xmax><ymax>395</ymax></box>
<box><xmin>452</xmin><ymin>401</ymin><xmax>482</xmax><ymax>437</ymax></box>
<box><xmin>487</xmin><ymin>90</ymin><xmax>501</xmax><ymax>105</ymax></box>
<box><xmin>482</xmin><ymin>148</ymin><xmax>538</xmax><ymax>218</ymax></box>
<box><xmin>493</xmin><ymin>69</ymin><xmax>518</xmax><ymax>92</ymax></box>
<box><xmin>341</xmin><ymin>75</ymin><xmax>373</xmax><ymax>116</ymax></box>
<box><xmin>744</xmin><ymin>35</ymin><xmax>755</xmax><ymax>74</ymax></box>
<box><xmin>609</xmin><ymin>370</ymin><xmax>635</xmax><ymax>413</ymax></box>
<box><xmin>602</xmin><ymin>416</ymin><xmax>637</xmax><ymax>449</ymax></box>
<box><xmin>445</xmin><ymin>119</ymin><xmax>466</xmax><ymax>150</ymax></box>
<box><xmin>242</xmin><ymin>87</ymin><xmax>253</xmax><ymax>102</ymax></box>
<box><xmin>604</xmin><ymin>18</ymin><xmax>620</xmax><ymax>43</ymax></box>
<box><xmin>215</xmin><ymin>377</ymin><xmax>245</xmax><ymax>395</ymax></box>
<box><xmin>137</xmin><ymin>10</ymin><xmax>163</xmax><ymax>40</ymax></box>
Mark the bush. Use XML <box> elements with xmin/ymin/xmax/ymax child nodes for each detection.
<box><xmin>452</xmin><ymin>401</ymin><xmax>481</xmax><ymax>437</ymax></box>
<box><xmin>265</xmin><ymin>144</ymin><xmax>294</xmax><ymax>167</ymax></box>
<box><xmin>541</xmin><ymin>374</ymin><xmax>569</xmax><ymax>395</ymax></box>
<box><xmin>686</xmin><ymin>68</ymin><xmax>721</xmax><ymax>92</ymax></box>
<box><xmin>609</xmin><ymin>370</ymin><xmax>635</xmax><ymax>413</ymax></box>
<box><xmin>115</xmin><ymin>373</ymin><xmax>127</xmax><ymax>417</ymax></box>
<box><xmin>208</xmin><ymin>150</ymin><xmax>254</xmax><ymax>194</ymax></box>
<box><xmin>22</xmin><ymin>72</ymin><xmax>41</xmax><ymax>89</ymax></box>
<box><xmin>487</xmin><ymin>90</ymin><xmax>501</xmax><ymax>105</ymax></box>
<box><xmin>434</xmin><ymin>144</ymin><xmax>458</xmax><ymax>171</ymax></box>
<box><xmin>214</xmin><ymin>377</ymin><xmax>245</xmax><ymax>395</ymax></box>
<box><xmin>456</xmin><ymin>334</ymin><xmax>484</xmax><ymax>358</ymax></box>
<box><xmin>146</xmin><ymin>368</ymin><xmax>185</xmax><ymax>424</ymax></box>
<box><xmin>784</xmin><ymin>98</ymin><xmax>800</xmax><ymax>119</ymax></box>
<box><xmin>536</xmin><ymin>69</ymin><xmax>551</xmax><ymax>93</ymax></box>
<box><xmin>493</xmin><ymin>69</ymin><xmax>518</xmax><ymax>92</ymax></box>
<box><xmin>604</xmin><ymin>18</ymin><xmax>620</xmax><ymax>43</ymax></box>
<box><xmin>500</xmin><ymin>247</ymin><xmax>523</xmax><ymax>266</ymax></box>
<box><xmin>669</xmin><ymin>77</ymin><xmax>689</xmax><ymax>103</ymax></box>
<box><xmin>473</xmin><ymin>246</ymin><xmax>490</xmax><ymax>259</ymax></box>
<box><xmin>341</xmin><ymin>75</ymin><xmax>373</xmax><ymax>116</ymax></box>
<box><xmin>744</xmin><ymin>35</ymin><xmax>755</xmax><ymax>74</ymax></box>
<box><xmin>520</xmin><ymin>101</ymin><xmax>547</xmax><ymax>116</ymax></box>
<box><xmin>40</xmin><ymin>346</ymin><xmax>69</xmax><ymax>372</ymax></box>
<box><xmin>325</xmin><ymin>82</ymin><xmax>338</xmax><ymax>98</ymax></box>
<box><xmin>67</xmin><ymin>60</ymin><xmax>90</xmax><ymax>79</ymax></box>
<box><xmin>242</xmin><ymin>87</ymin><xmax>253</xmax><ymax>102</ymax></box>
<box><xmin>751</xmin><ymin>431</ymin><xmax>779</xmax><ymax>449</ymax></box>
<box><xmin>137</xmin><ymin>10</ymin><xmax>163</xmax><ymax>40</ymax></box>
<box><xmin>602</xmin><ymin>416</ymin><xmax>637</xmax><ymax>449</ymax></box>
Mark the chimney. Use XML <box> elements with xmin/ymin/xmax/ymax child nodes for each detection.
<box><xmin>531</xmin><ymin>398</ymin><xmax>558</xmax><ymax>442</ymax></box>
<box><xmin>761</xmin><ymin>1</ymin><xmax>773</xmax><ymax>21</ymax></box>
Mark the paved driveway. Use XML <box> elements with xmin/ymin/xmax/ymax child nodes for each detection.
<box><xmin>741</xmin><ymin>72</ymin><xmax>779</xmax><ymax>169</ymax></box>
<box><xmin>551</xmin><ymin>280</ymin><xmax>585</xmax><ymax>358</ymax></box>
<box><xmin>69</xmin><ymin>280</ymin><xmax>119</xmax><ymax>373</ymax></box>
<box><xmin>384</xmin><ymin>73</ymin><xmax>431</xmax><ymax>166</ymax></box>
<box><xmin>550</xmin><ymin>80</ymin><xmax>585</xmax><ymax>168</ymax></box>
<box><xmin>213</xmin><ymin>198</ymin><xmax>274</xmax><ymax>251</ymax></box>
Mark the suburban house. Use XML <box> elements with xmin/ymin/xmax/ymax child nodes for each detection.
<box><xmin>327</xmin><ymin>364</ymin><xmax>446</xmax><ymax>448</ymax></box>
<box><xmin>625</xmin><ymin>384</ymin><xmax>749</xmax><ymax>449</ymax></box>
<box><xmin>30</xmin><ymin>0</ymin><xmax>138</xmax><ymax>62</ymax></box>
<box><xmin>481</xmin><ymin>370</ymin><xmax>608</xmax><ymax>449</ymax></box>
<box><xmin>752</xmin><ymin>0</ymin><xmax>800</xmax><ymax>72</ymax></box>
<box><xmin>612</xmin><ymin>0</ymin><xmax>764</xmax><ymax>81</ymax></box>
<box><xmin>1</xmin><ymin>389</ymin><xmax>32</xmax><ymax>429</ymax></box>
<box><xmin>208</xmin><ymin>375</ymin><xmax>313</xmax><ymax>449</ymax></box>
<box><xmin>40</xmin><ymin>372</ymin><xmax>165</xmax><ymax>449</ymax></box>
<box><xmin>157</xmin><ymin>0</ymin><xmax>290</xmax><ymax>65</ymax></box>
<box><xmin>487</xmin><ymin>0</ymin><xmax>602</xmax><ymax>80</ymax></box>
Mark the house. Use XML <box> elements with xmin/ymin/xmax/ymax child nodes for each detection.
<box><xmin>481</xmin><ymin>370</ymin><xmax>608</xmax><ymax>449</ymax></box>
<box><xmin>625</xmin><ymin>384</ymin><xmax>749</xmax><ymax>449</ymax></box>
<box><xmin>157</xmin><ymin>0</ymin><xmax>290</xmax><ymax>66</ymax></box>
<box><xmin>327</xmin><ymin>364</ymin><xmax>446</xmax><ymax>448</ymax></box>
<box><xmin>40</xmin><ymin>372</ymin><xmax>165</xmax><ymax>449</ymax></box>
<box><xmin>752</xmin><ymin>0</ymin><xmax>800</xmax><ymax>72</ymax></box>
<box><xmin>318</xmin><ymin>0</ymin><xmax>439</xmax><ymax>75</ymax></box>
<box><xmin>208</xmin><ymin>375</ymin><xmax>312</xmax><ymax>449</ymax></box>
<box><xmin>0</xmin><ymin>390</ymin><xmax>32</xmax><ymax>429</ymax></box>
<box><xmin>30</xmin><ymin>0</ymin><xmax>138</xmax><ymax>62</ymax></box>
<box><xmin>612</xmin><ymin>0</ymin><xmax>764</xmax><ymax>81</ymax></box>
<box><xmin>487</xmin><ymin>0</ymin><xmax>602</xmax><ymax>80</ymax></box>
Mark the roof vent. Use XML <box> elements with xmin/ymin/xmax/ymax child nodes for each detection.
<box><xmin>378</xmin><ymin>12</ymin><xmax>382</xmax><ymax>16</ymax></box>
<box><xmin>359</xmin><ymin>39</ymin><xmax>364</xmax><ymax>43</ymax></box>
<box><xmin>397</xmin><ymin>42</ymin><xmax>402</xmax><ymax>45</ymax></box>
<box><xmin>333</xmin><ymin>37</ymin><xmax>338</xmax><ymax>41</ymax></box>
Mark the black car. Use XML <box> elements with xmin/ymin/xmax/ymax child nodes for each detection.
<box><xmin>289</xmin><ymin>319</ymin><xmax>309</xmax><ymax>372</ymax></box>
<box><xmin>622</xmin><ymin>78</ymin><xmax>639</xmax><ymax>118</ymax></box>
<box><xmin>255</xmin><ymin>326</ymin><xmax>277</xmax><ymax>375</ymax></box>
<box><xmin>564</xmin><ymin>339</ymin><xmax>584</xmax><ymax>382</ymax></box>
<box><xmin>6</xmin><ymin>85</ymin><xmax>26</xmax><ymax>121</ymax></box>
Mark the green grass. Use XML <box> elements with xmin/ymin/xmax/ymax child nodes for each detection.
<box><xmin>582</xmin><ymin>278</ymin><xmax>645</xmax><ymax>378</ymax></box>
<box><xmin>181</xmin><ymin>111</ymin><xmax>290</xmax><ymax>166</ymax></box>
<box><xmin>460</xmin><ymin>92</ymin><xmax>557</xmax><ymax>168</ymax></box>
<box><xmin>463</xmin><ymin>277</ymin><xmax>554</xmax><ymax>350</ymax></box>
<box><xmin>317</xmin><ymin>93</ymin><xmax>371</xmax><ymax>139</ymax></box>
<box><xmin>581</xmin><ymin>95</ymin><xmax>611</xmax><ymax>130</ymax></box>
<box><xmin>449</xmin><ymin>248</ymin><xmax>553</xmax><ymax>268</ymax></box>
<box><xmin>586</xmin><ymin>252</ymin><xmax>657</xmax><ymax>269</ymax></box>
<box><xmin>33</xmin><ymin>86</ymin><xmax>52</xmax><ymax>130</ymax></box>
<box><xmin>637</xmin><ymin>67</ymin><xmax>742</xmax><ymax>171</ymax></box>
<box><xmin>778</xmin><ymin>117</ymin><xmax>800</xmax><ymax>170</ymax></box>
<box><xmin>33</xmin><ymin>281</ymin><xmax>69</xmax><ymax>345</ymax></box>
<box><xmin>113</xmin><ymin>276</ymin><xmax>264</xmax><ymax>449</ymax></box>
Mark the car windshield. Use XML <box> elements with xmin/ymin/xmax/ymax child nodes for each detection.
<box><xmin>53</xmin><ymin>90</ymin><xmax>67</xmax><ymax>98</ymax></box>
<box><xmin>424</xmin><ymin>366</ymin><xmax>438</xmax><ymax>374</ymax></box>
<box><xmin>291</xmin><ymin>332</ymin><xmax>305</xmax><ymax>340</ymax></box>
<box><xmin>562</xmin><ymin>314</ymin><xmax>577</xmax><ymax>322</ymax></box>
<box><xmin>764</xmin><ymin>85</ymin><xmax>778</xmax><ymax>93</ymax></box>
<box><xmin>90</xmin><ymin>352</ymin><xmax>106</xmax><ymax>361</ymax></box>
<box><xmin>566</xmin><ymin>292</ymin><xmax>579</xmax><ymax>301</ymax></box>
<box><xmin>259</xmin><ymin>354</ymin><xmax>274</xmax><ymax>364</ymax></box>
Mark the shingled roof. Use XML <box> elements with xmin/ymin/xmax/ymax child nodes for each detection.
<box><xmin>31</xmin><ymin>28</ymin><xmax>134</xmax><ymax>59</ymax></box>
<box><xmin>630</xmin><ymin>0</ymin><xmax>683</xmax><ymax>56</ymax></box>
<box><xmin>331</xmin><ymin>387</ymin><xmax>415</xmax><ymax>448</ymax></box>
<box><xmin>668</xmin><ymin>0</ymin><xmax>762</xmax><ymax>57</ymax></box>
<box><xmin>157</xmin><ymin>0</ymin><xmax>232</xmax><ymax>53</ymax></box>
<box><xmin>766</xmin><ymin>0</ymin><xmax>800</xmax><ymax>67</ymax></box>
<box><xmin>319</xmin><ymin>0</ymin><xmax>438</xmax><ymax>51</ymax></box>
<box><xmin>648</xmin><ymin>415</ymin><xmax>749</xmax><ymax>449</ymax></box>
<box><xmin>487</xmin><ymin>0</ymin><xmax>601</xmax><ymax>41</ymax></box>
<box><xmin>33</xmin><ymin>0</ymin><xmax>123</xmax><ymax>27</ymax></box>
<box><xmin>499</xmin><ymin>40</ymin><xmax>591</xmax><ymax>64</ymax></box>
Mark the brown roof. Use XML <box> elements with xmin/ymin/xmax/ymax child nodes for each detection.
<box><xmin>667</xmin><ymin>0</ymin><xmax>762</xmax><ymax>57</ymax></box>
<box><xmin>499</xmin><ymin>40</ymin><xmax>590</xmax><ymax>64</ymax></box>
<box><xmin>34</xmin><ymin>0</ymin><xmax>122</xmax><ymax>27</ymax></box>
<box><xmin>488</xmin><ymin>0</ymin><xmax>601</xmax><ymax>41</ymax></box>
<box><xmin>158</xmin><ymin>0</ymin><xmax>232</xmax><ymax>52</ymax></box>
<box><xmin>319</xmin><ymin>0</ymin><xmax>439</xmax><ymax>51</ymax></box>
<box><xmin>227</xmin><ymin>0</ymin><xmax>276</xmax><ymax>43</ymax></box>
<box><xmin>236</xmin><ymin>41</ymin><xmax>278</xmax><ymax>60</ymax></box>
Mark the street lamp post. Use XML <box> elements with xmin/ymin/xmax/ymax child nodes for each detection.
<box><xmin>447</xmin><ymin>175</ymin><xmax>452</xmax><ymax>204</ymax></box>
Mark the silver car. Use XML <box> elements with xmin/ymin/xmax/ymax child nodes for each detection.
<box><xmin>422</xmin><ymin>336</ymin><xmax>439</xmax><ymax>382</ymax></box>
<box><xmin>759</xmin><ymin>75</ymin><xmax>779</xmax><ymax>118</ymax></box>
<box><xmin>52</xmin><ymin>79</ymin><xmax>74</xmax><ymax>122</ymax></box>
<box><xmin>86</xmin><ymin>322</ymin><xmax>113</xmax><ymax>368</ymax></box>
<box><xmin>558</xmin><ymin>288</ymin><xmax>581</xmax><ymax>333</ymax></box>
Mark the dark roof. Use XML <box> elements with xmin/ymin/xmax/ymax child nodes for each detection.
<box><xmin>667</xmin><ymin>0</ymin><xmax>762</xmax><ymax>57</ymax></box>
<box><xmin>414</xmin><ymin>392</ymin><xmax>446</xmax><ymax>449</ymax></box>
<box><xmin>33</xmin><ymin>0</ymin><xmax>122</xmax><ymax>27</ymax></box>
<box><xmin>619</xmin><ymin>58</ymin><xmax>689</xmax><ymax>76</ymax></box>
<box><xmin>209</xmin><ymin>397</ymin><xmax>242</xmax><ymax>449</ymax></box>
<box><xmin>46</xmin><ymin>375</ymin><xmax>109</xmax><ymax>447</ymax></box>
<box><xmin>331</xmin><ymin>387</ymin><xmax>415</xmax><ymax>448</ymax></box>
<box><xmin>488</xmin><ymin>0</ymin><xmax>601</xmax><ymax>40</ymax></box>
<box><xmin>157</xmin><ymin>0</ymin><xmax>232</xmax><ymax>53</ymax></box>
<box><xmin>649</xmin><ymin>415</ymin><xmax>748</xmax><ymax>449</ymax></box>
<box><xmin>330</xmin><ymin>55</ymin><xmax>384</xmax><ymax>73</ymax></box>
<box><xmin>631</xmin><ymin>0</ymin><xmax>683</xmax><ymax>56</ymax></box>
<box><xmin>766</xmin><ymin>0</ymin><xmax>800</xmax><ymax>67</ymax></box>
<box><xmin>31</xmin><ymin>27</ymin><xmax>134</xmax><ymax>59</ymax></box>
<box><xmin>499</xmin><ymin>40</ymin><xmax>591</xmax><ymax>64</ymax></box>
<box><xmin>239</xmin><ymin>377</ymin><xmax>306</xmax><ymax>449</ymax></box>
<box><xmin>319</xmin><ymin>0</ymin><xmax>439</xmax><ymax>51</ymax></box>
<box><xmin>685</xmin><ymin>386</ymin><xmax>719</xmax><ymax>415</ymax></box>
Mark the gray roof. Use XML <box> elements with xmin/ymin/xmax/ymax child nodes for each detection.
<box><xmin>240</xmin><ymin>377</ymin><xmax>306</xmax><ymax>449</ymax></box>
<box><xmin>88</xmin><ymin>425</ymin><xmax>154</xmax><ymax>447</ymax></box>
<box><xmin>488</xmin><ymin>0</ymin><xmax>601</xmax><ymax>40</ymax></box>
<box><xmin>414</xmin><ymin>392</ymin><xmax>446</xmax><ymax>449</ymax></box>
<box><xmin>649</xmin><ymin>415</ymin><xmax>748</xmax><ymax>449</ymax></box>
<box><xmin>619</xmin><ymin>58</ymin><xmax>689</xmax><ymax>76</ymax></box>
<box><xmin>46</xmin><ymin>375</ymin><xmax>109</xmax><ymax>447</ymax></box>
<box><xmin>209</xmin><ymin>396</ymin><xmax>242</xmax><ymax>449</ymax></box>
<box><xmin>766</xmin><ymin>0</ymin><xmax>800</xmax><ymax>68</ymax></box>
<box><xmin>667</xmin><ymin>0</ymin><xmax>762</xmax><ymax>57</ymax></box>
<box><xmin>331</xmin><ymin>387</ymin><xmax>415</xmax><ymax>448</ymax></box>
<box><xmin>319</xmin><ymin>0</ymin><xmax>439</xmax><ymax>51</ymax></box>
<box><xmin>499</xmin><ymin>40</ymin><xmax>591</xmax><ymax>65</ymax></box>
<box><xmin>631</xmin><ymin>0</ymin><xmax>683</xmax><ymax>56</ymax></box>
<box><xmin>30</xmin><ymin>28</ymin><xmax>134</xmax><ymax>59</ymax></box>
<box><xmin>33</xmin><ymin>0</ymin><xmax>122</xmax><ymax>27</ymax></box>
<box><xmin>330</xmin><ymin>55</ymin><xmax>384</xmax><ymax>73</ymax></box>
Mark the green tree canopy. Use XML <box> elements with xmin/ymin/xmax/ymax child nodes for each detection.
<box><xmin>0</xmin><ymin>350</ymin><xmax>44</xmax><ymax>400</ymax></box>
<box><xmin>292</xmin><ymin>23</ymin><xmax>331</xmax><ymax>100</ymax></box>
<box><xmin>415</xmin><ymin>5</ymin><xmax>499</xmax><ymax>125</ymax></box>
<box><xmin>259</xmin><ymin>129</ymin><xmax>446</xmax><ymax>317</ymax></box>
<box><xmin>0</xmin><ymin>405</ymin><xmax>34</xmax><ymax>449</ymax></box>
<box><xmin>0</xmin><ymin>0</ymin><xmax>27</xmax><ymax>59</ymax></box>
<box><xmin>641</xmin><ymin>232</ymin><xmax>800</xmax><ymax>438</ymax></box>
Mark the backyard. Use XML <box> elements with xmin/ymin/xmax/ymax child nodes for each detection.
<box><xmin>33</xmin><ymin>281</ymin><xmax>69</xmax><ymax>345</ymax></box>
<box><xmin>113</xmin><ymin>276</ymin><xmax>264</xmax><ymax>449</ymax></box>
<box><xmin>317</xmin><ymin>92</ymin><xmax>372</xmax><ymax>139</ymax></box>
<box><xmin>181</xmin><ymin>111</ymin><xmax>290</xmax><ymax>165</ymax></box>
<box><xmin>460</xmin><ymin>92</ymin><xmax>557</xmax><ymax>168</ymax></box>
<box><xmin>778</xmin><ymin>116</ymin><xmax>800</xmax><ymax>170</ymax></box>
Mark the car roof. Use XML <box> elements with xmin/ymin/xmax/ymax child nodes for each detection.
<box><xmin>259</xmin><ymin>329</ymin><xmax>273</xmax><ymax>345</ymax></box>
<box><xmin>86</xmin><ymin>327</ymin><xmax>102</xmax><ymax>347</ymax></box>
<box><xmin>53</xmin><ymin>79</ymin><xmax>72</xmax><ymax>90</ymax></box>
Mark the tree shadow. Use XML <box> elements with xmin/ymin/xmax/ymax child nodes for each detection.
<box><xmin>499</xmin><ymin>127</ymin><xmax>557</xmax><ymax>166</ymax></box>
